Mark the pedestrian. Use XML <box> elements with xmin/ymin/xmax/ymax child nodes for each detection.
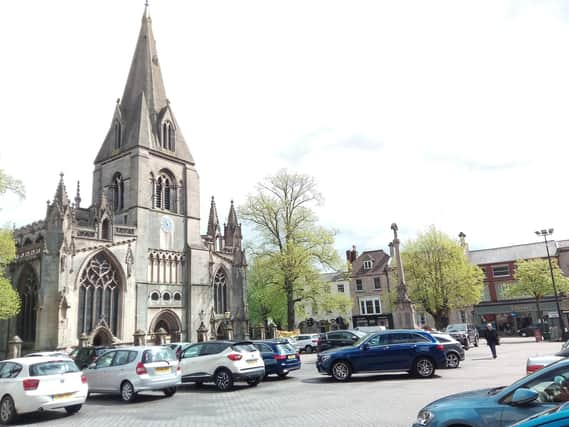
<box><xmin>485</xmin><ymin>323</ymin><xmax>499</xmax><ymax>359</ymax></box>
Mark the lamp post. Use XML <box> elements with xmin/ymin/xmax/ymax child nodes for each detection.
<box><xmin>535</xmin><ymin>228</ymin><xmax>567</xmax><ymax>340</ymax></box>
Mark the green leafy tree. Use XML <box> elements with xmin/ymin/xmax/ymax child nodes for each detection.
<box><xmin>0</xmin><ymin>169</ymin><xmax>25</xmax><ymax>319</ymax></box>
<box><xmin>400</xmin><ymin>226</ymin><xmax>484</xmax><ymax>330</ymax></box>
<box><xmin>240</xmin><ymin>169</ymin><xmax>347</xmax><ymax>330</ymax></box>
<box><xmin>504</xmin><ymin>258</ymin><xmax>569</xmax><ymax>328</ymax></box>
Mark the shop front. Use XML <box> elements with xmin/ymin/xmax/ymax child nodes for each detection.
<box><xmin>352</xmin><ymin>314</ymin><xmax>394</xmax><ymax>329</ymax></box>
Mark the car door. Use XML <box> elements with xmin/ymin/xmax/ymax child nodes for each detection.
<box><xmin>179</xmin><ymin>343</ymin><xmax>205</xmax><ymax>381</ymax></box>
<box><xmin>86</xmin><ymin>350</ymin><xmax>116</xmax><ymax>391</ymax></box>
<box><xmin>385</xmin><ymin>333</ymin><xmax>417</xmax><ymax>370</ymax></box>
<box><xmin>254</xmin><ymin>343</ymin><xmax>276</xmax><ymax>374</ymax></box>
<box><xmin>351</xmin><ymin>334</ymin><xmax>391</xmax><ymax>372</ymax></box>
<box><xmin>199</xmin><ymin>343</ymin><xmax>230</xmax><ymax>376</ymax></box>
<box><xmin>107</xmin><ymin>350</ymin><xmax>133</xmax><ymax>391</ymax></box>
<box><xmin>0</xmin><ymin>362</ymin><xmax>22</xmax><ymax>403</ymax></box>
<box><xmin>326</xmin><ymin>332</ymin><xmax>344</xmax><ymax>349</ymax></box>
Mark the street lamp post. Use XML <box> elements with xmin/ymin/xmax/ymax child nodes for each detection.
<box><xmin>535</xmin><ymin>228</ymin><xmax>567</xmax><ymax>340</ymax></box>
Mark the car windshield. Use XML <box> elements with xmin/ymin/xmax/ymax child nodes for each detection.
<box><xmin>276</xmin><ymin>344</ymin><xmax>296</xmax><ymax>354</ymax></box>
<box><xmin>29</xmin><ymin>360</ymin><xmax>79</xmax><ymax>376</ymax></box>
<box><xmin>233</xmin><ymin>343</ymin><xmax>258</xmax><ymax>353</ymax></box>
<box><xmin>353</xmin><ymin>332</ymin><xmax>370</xmax><ymax>346</ymax></box>
<box><xmin>446</xmin><ymin>324</ymin><xmax>466</xmax><ymax>332</ymax></box>
<box><xmin>142</xmin><ymin>347</ymin><xmax>176</xmax><ymax>363</ymax></box>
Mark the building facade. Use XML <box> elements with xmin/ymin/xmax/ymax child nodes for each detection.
<box><xmin>0</xmin><ymin>7</ymin><xmax>248</xmax><ymax>358</ymax></box>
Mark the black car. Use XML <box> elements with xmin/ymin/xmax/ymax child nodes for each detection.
<box><xmin>317</xmin><ymin>330</ymin><xmax>367</xmax><ymax>352</ymax></box>
<box><xmin>431</xmin><ymin>332</ymin><xmax>465</xmax><ymax>368</ymax></box>
<box><xmin>444</xmin><ymin>323</ymin><xmax>479</xmax><ymax>349</ymax></box>
<box><xmin>69</xmin><ymin>346</ymin><xmax>114</xmax><ymax>369</ymax></box>
<box><xmin>517</xmin><ymin>324</ymin><xmax>542</xmax><ymax>337</ymax></box>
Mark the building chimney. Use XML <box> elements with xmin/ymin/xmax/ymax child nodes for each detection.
<box><xmin>458</xmin><ymin>232</ymin><xmax>468</xmax><ymax>253</ymax></box>
<box><xmin>346</xmin><ymin>245</ymin><xmax>357</xmax><ymax>270</ymax></box>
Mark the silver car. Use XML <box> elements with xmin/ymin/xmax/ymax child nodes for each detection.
<box><xmin>83</xmin><ymin>346</ymin><xmax>180</xmax><ymax>402</ymax></box>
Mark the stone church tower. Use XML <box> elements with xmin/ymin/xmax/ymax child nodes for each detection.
<box><xmin>0</xmin><ymin>6</ymin><xmax>248</xmax><ymax>357</ymax></box>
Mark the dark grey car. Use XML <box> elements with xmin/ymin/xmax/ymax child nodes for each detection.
<box><xmin>432</xmin><ymin>333</ymin><xmax>465</xmax><ymax>368</ymax></box>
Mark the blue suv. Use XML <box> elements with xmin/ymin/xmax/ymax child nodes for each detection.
<box><xmin>316</xmin><ymin>329</ymin><xmax>446</xmax><ymax>381</ymax></box>
<box><xmin>253</xmin><ymin>340</ymin><xmax>301</xmax><ymax>378</ymax></box>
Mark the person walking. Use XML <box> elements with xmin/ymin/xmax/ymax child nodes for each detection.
<box><xmin>485</xmin><ymin>323</ymin><xmax>499</xmax><ymax>359</ymax></box>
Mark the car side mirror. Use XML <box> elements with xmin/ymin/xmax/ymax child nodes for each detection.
<box><xmin>88</xmin><ymin>363</ymin><xmax>96</xmax><ymax>369</ymax></box>
<box><xmin>511</xmin><ymin>388</ymin><xmax>539</xmax><ymax>406</ymax></box>
<box><xmin>361</xmin><ymin>343</ymin><xmax>370</xmax><ymax>351</ymax></box>
<box><xmin>351</xmin><ymin>336</ymin><xmax>358</xmax><ymax>341</ymax></box>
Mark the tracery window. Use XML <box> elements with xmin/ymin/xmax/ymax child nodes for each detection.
<box><xmin>152</xmin><ymin>171</ymin><xmax>177</xmax><ymax>213</ymax></box>
<box><xmin>161</xmin><ymin>121</ymin><xmax>175</xmax><ymax>151</ymax></box>
<box><xmin>112</xmin><ymin>174</ymin><xmax>124</xmax><ymax>211</ymax></box>
<box><xmin>77</xmin><ymin>252</ymin><xmax>121</xmax><ymax>337</ymax></box>
<box><xmin>16</xmin><ymin>267</ymin><xmax>38</xmax><ymax>342</ymax></box>
<box><xmin>213</xmin><ymin>269</ymin><xmax>228</xmax><ymax>314</ymax></box>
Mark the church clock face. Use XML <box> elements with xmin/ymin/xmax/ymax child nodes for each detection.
<box><xmin>160</xmin><ymin>215</ymin><xmax>174</xmax><ymax>233</ymax></box>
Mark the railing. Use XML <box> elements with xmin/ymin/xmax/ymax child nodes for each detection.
<box><xmin>115</xmin><ymin>226</ymin><xmax>136</xmax><ymax>236</ymax></box>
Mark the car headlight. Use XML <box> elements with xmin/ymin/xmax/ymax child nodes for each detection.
<box><xmin>415</xmin><ymin>410</ymin><xmax>435</xmax><ymax>426</ymax></box>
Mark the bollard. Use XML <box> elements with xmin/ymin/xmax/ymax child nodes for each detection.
<box><xmin>7</xmin><ymin>336</ymin><xmax>23</xmax><ymax>359</ymax></box>
<box><xmin>133</xmin><ymin>329</ymin><xmax>146</xmax><ymax>346</ymax></box>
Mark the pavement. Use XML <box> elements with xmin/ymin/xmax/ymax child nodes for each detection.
<box><xmin>11</xmin><ymin>337</ymin><xmax>564</xmax><ymax>427</ymax></box>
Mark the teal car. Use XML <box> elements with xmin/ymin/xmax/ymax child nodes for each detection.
<box><xmin>414</xmin><ymin>359</ymin><xmax>569</xmax><ymax>427</ymax></box>
<box><xmin>512</xmin><ymin>402</ymin><xmax>569</xmax><ymax>427</ymax></box>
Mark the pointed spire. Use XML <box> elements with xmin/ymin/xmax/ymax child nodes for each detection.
<box><xmin>207</xmin><ymin>196</ymin><xmax>221</xmax><ymax>239</ymax></box>
<box><xmin>227</xmin><ymin>200</ymin><xmax>238</xmax><ymax>226</ymax></box>
<box><xmin>53</xmin><ymin>172</ymin><xmax>70</xmax><ymax>207</ymax></box>
<box><xmin>74</xmin><ymin>181</ymin><xmax>81</xmax><ymax>208</ymax></box>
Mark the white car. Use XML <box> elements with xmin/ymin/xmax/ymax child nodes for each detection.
<box><xmin>24</xmin><ymin>351</ymin><xmax>71</xmax><ymax>359</ymax></box>
<box><xmin>179</xmin><ymin>341</ymin><xmax>264</xmax><ymax>391</ymax></box>
<box><xmin>293</xmin><ymin>334</ymin><xmax>320</xmax><ymax>353</ymax></box>
<box><xmin>0</xmin><ymin>357</ymin><xmax>88</xmax><ymax>425</ymax></box>
<box><xmin>83</xmin><ymin>346</ymin><xmax>180</xmax><ymax>402</ymax></box>
<box><xmin>526</xmin><ymin>348</ymin><xmax>569</xmax><ymax>375</ymax></box>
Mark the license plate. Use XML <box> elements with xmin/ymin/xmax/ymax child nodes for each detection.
<box><xmin>155</xmin><ymin>367</ymin><xmax>170</xmax><ymax>374</ymax></box>
<box><xmin>287</xmin><ymin>355</ymin><xmax>296</xmax><ymax>359</ymax></box>
<box><xmin>53</xmin><ymin>393</ymin><xmax>74</xmax><ymax>401</ymax></box>
<box><xmin>247</xmin><ymin>359</ymin><xmax>257</xmax><ymax>365</ymax></box>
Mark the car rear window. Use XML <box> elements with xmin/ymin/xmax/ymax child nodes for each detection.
<box><xmin>29</xmin><ymin>360</ymin><xmax>79</xmax><ymax>377</ymax></box>
<box><xmin>232</xmin><ymin>344</ymin><xmax>257</xmax><ymax>353</ymax></box>
<box><xmin>276</xmin><ymin>344</ymin><xmax>296</xmax><ymax>354</ymax></box>
<box><xmin>142</xmin><ymin>348</ymin><xmax>176</xmax><ymax>363</ymax></box>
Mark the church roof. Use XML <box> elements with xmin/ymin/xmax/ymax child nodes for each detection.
<box><xmin>95</xmin><ymin>6</ymin><xmax>194</xmax><ymax>164</ymax></box>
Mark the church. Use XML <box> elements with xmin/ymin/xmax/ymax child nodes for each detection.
<box><xmin>0</xmin><ymin>6</ymin><xmax>249</xmax><ymax>357</ymax></box>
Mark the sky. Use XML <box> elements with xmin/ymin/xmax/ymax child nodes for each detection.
<box><xmin>2</xmin><ymin>0</ymin><xmax>569</xmax><ymax>256</ymax></box>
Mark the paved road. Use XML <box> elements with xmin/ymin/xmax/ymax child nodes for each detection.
<box><xmin>11</xmin><ymin>338</ymin><xmax>564</xmax><ymax>427</ymax></box>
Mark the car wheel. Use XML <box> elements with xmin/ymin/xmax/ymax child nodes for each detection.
<box><xmin>246</xmin><ymin>377</ymin><xmax>261</xmax><ymax>387</ymax></box>
<box><xmin>120</xmin><ymin>381</ymin><xmax>137</xmax><ymax>403</ymax></box>
<box><xmin>305</xmin><ymin>345</ymin><xmax>314</xmax><ymax>354</ymax></box>
<box><xmin>521</xmin><ymin>331</ymin><xmax>528</xmax><ymax>337</ymax></box>
<box><xmin>446</xmin><ymin>352</ymin><xmax>460</xmax><ymax>369</ymax></box>
<box><xmin>331</xmin><ymin>360</ymin><xmax>352</xmax><ymax>381</ymax></box>
<box><xmin>0</xmin><ymin>395</ymin><xmax>16</xmax><ymax>425</ymax></box>
<box><xmin>278</xmin><ymin>372</ymin><xmax>289</xmax><ymax>378</ymax></box>
<box><xmin>214</xmin><ymin>369</ymin><xmax>234</xmax><ymax>391</ymax></box>
<box><xmin>163</xmin><ymin>387</ymin><xmax>177</xmax><ymax>397</ymax></box>
<box><xmin>413</xmin><ymin>357</ymin><xmax>435</xmax><ymax>378</ymax></box>
<box><xmin>64</xmin><ymin>404</ymin><xmax>82</xmax><ymax>415</ymax></box>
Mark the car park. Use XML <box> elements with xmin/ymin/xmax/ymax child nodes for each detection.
<box><xmin>413</xmin><ymin>358</ymin><xmax>569</xmax><ymax>427</ymax></box>
<box><xmin>252</xmin><ymin>340</ymin><xmax>301</xmax><ymax>378</ymax></box>
<box><xmin>317</xmin><ymin>329</ymin><xmax>446</xmax><ymax>381</ymax></box>
<box><xmin>179</xmin><ymin>341</ymin><xmax>264</xmax><ymax>391</ymax></box>
<box><xmin>445</xmin><ymin>323</ymin><xmax>479</xmax><ymax>349</ymax></box>
<box><xmin>317</xmin><ymin>330</ymin><xmax>367</xmax><ymax>352</ymax></box>
<box><xmin>293</xmin><ymin>334</ymin><xmax>320</xmax><ymax>353</ymax></box>
<box><xmin>83</xmin><ymin>346</ymin><xmax>180</xmax><ymax>402</ymax></box>
<box><xmin>431</xmin><ymin>332</ymin><xmax>465</xmax><ymax>369</ymax></box>
<box><xmin>0</xmin><ymin>357</ymin><xmax>88</xmax><ymax>425</ymax></box>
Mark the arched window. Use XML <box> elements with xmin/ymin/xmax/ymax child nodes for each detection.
<box><xmin>77</xmin><ymin>252</ymin><xmax>121</xmax><ymax>337</ymax></box>
<box><xmin>161</xmin><ymin>121</ymin><xmax>175</xmax><ymax>151</ymax></box>
<box><xmin>101</xmin><ymin>219</ymin><xmax>110</xmax><ymax>240</ymax></box>
<box><xmin>173</xmin><ymin>292</ymin><xmax>182</xmax><ymax>302</ymax></box>
<box><xmin>114</xmin><ymin>120</ymin><xmax>122</xmax><ymax>149</ymax></box>
<box><xmin>150</xmin><ymin>291</ymin><xmax>160</xmax><ymax>302</ymax></box>
<box><xmin>16</xmin><ymin>267</ymin><xmax>38</xmax><ymax>343</ymax></box>
<box><xmin>112</xmin><ymin>174</ymin><xmax>124</xmax><ymax>211</ymax></box>
<box><xmin>162</xmin><ymin>292</ymin><xmax>171</xmax><ymax>302</ymax></box>
<box><xmin>213</xmin><ymin>269</ymin><xmax>228</xmax><ymax>314</ymax></box>
<box><xmin>153</xmin><ymin>171</ymin><xmax>177</xmax><ymax>213</ymax></box>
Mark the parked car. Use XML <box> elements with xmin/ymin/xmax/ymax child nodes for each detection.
<box><xmin>293</xmin><ymin>334</ymin><xmax>320</xmax><ymax>353</ymax></box>
<box><xmin>0</xmin><ymin>356</ymin><xmax>88</xmax><ymax>425</ymax></box>
<box><xmin>168</xmin><ymin>342</ymin><xmax>191</xmax><ymax>359</ymax></box>
<box><xmin>518</xmin><ymin>324</ymin><xmax>542</xmax><ymax>337</ymax></box>
<box><xmin>445</xmin><ymin>323</ymin><xmax>479</xmax><ymax>349</ymax></box>
<box><xmin>512</xmin><ymin>401</ymin><xmax>569</xmax><ymax>427</ymax></box>
<box><xmin>526</xmin><ymin>348</ymin><xmax>569</xmax><ymax>375</ymax></box>
<box><xmin>83</xmin><ymin>346</ymin><xmax>180</xmax><ymax>402</ymax></box>
<box><xmin>24</xmin><ymin>351</ymin><xmax>72</xmax><ymax>359</ymax></box>
<box><xmin>179</xmin><ymin>341</ymin><xmax>264</xmax><ymax>391</ymax></box>
<box><xmin>70</xmin><ymin>346</ymin><xmax>115</xmax><ymax>370</ymax></box>
<box><xmin>431</xmin><ymin>332</ymin><xmax>465</xmax><ymax>369</ymax></box>
<box><xmin>316</xmin><ymin>329</ymin><xmax>447</xmax><ymax>381</ymax></box>
<box><xmin>317</xmin><ymin>330</ymin><xmax>367</xmax><ymax>353</ymax></box>
<box><xmin>413</xmin><ymin>358</ymin><xmax>569</xmax><ymax>427</ymax></box>
<box><xmin>253</xmin><ymin>340</ymin><xmax>301</xmax><ymax>378</ymax></box>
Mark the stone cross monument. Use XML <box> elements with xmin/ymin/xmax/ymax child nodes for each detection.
<box><xmin>391</xmin><ymin>223</ymin><xmax>418</xmax><ymax>329</ymax></box>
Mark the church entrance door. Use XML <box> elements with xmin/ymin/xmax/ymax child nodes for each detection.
<box><xmin>92</xmin><ymin>328</ymin><xmax>113</xmax><ymax>346</ymax></box>
<box><xmin>150</xmin><ymin>310</ymin><xmax>182</xmax><ymax>343</ymax></box>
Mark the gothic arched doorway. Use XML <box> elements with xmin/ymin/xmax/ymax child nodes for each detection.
<box><xmin>16</xmin><ymin>265</ymin><xmax>39</xmax><ymax>344</ymax></box>
<box><xmin>150</xmin><ymin>310</ymin><xmax>182</xmax><ymax>343</ymax></box>
<box><xmin>92</xmin><ymin>328</ymin><xmax>113</xmax><ymax>346</ymax></box>
<box><xmin>216</xmin><ymin>322</ymin><xmax>228</xmax><ymax>340</ymax></box>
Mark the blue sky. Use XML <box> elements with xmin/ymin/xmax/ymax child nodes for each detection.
<box><xmin>2</xmin><ymin>0</ymin><xmax>569</xmax><ymax>256</ymax></box>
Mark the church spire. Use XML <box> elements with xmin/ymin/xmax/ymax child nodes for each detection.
<box><xmin>53</xmin><ymin>172</ymin><xmax>70</xmax><ymax>207</ymax></box>
<box><xmin>227</xmin><ymin>200</ymin><xmax>238</xmax><ymax>227</ymax></box>
<box><xmin>95</xmin><ymin>6</ymin><xmax>194</xmax><ymax>164</ymax></box>
<box><xmin>74</xmin><ymin>181</ymin><xmax>81</xmax><ymax>208</ymax></box>
<box><xmin>207</xmin><ymin>196</ymin><xmax>221</xmax><ymax>239</ymax></box>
